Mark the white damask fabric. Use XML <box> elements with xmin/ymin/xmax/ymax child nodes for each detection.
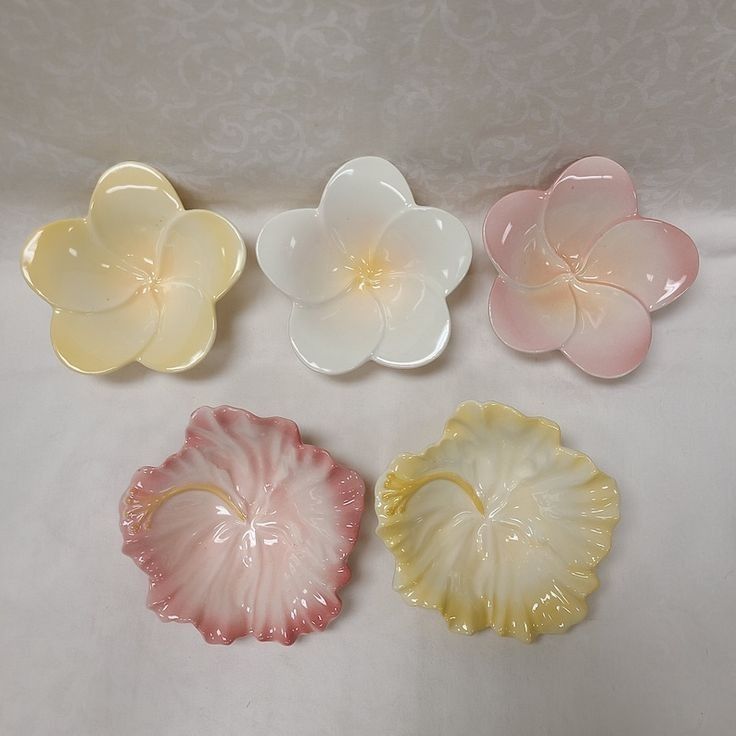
<box><xmin>1</xmin><ymin>2</ymin><xmax>735</xmax><ymax>736</ymax></box>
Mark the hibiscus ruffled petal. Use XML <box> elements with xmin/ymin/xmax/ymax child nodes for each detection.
<box><xmin>256</xmin><ymin>208</ymin><xmax>352</xmax><ymax>303</ymax></box>
<box><xmin>376</xmin><ymin>207</ymin><xmax>472</xmax><ymax>295</ymax></box>
<box><xmin>138</xmin><ymin>283</ymin><xmax>215</xmax><ymax>372</ymax></box>
<box><xmin>21</xmin><ymin>218</ymin><xmax>141</xmax><ymax>312</ymax></box>
<box><xmin>51</xmin><ymin>291</ymin><xmax>159</xmax><ymax>373</ymax></box>
<box><xmin>288</xmin><ymin>287</ymin><xmax>384</xmax><ymax>374</ymax></box>
<box><xmin>489</xmin><ymin>277</ymin><xmax>576</xmax><ymax>353</ymax></box>
<box><xmin>371</xmin><ymin>276</ymin><xmax>450</xmax><ymax>367</ymax></box>
<box><xmin>320</xmin><ymin>156</ymin><xmax>413</xmax><ymax>259</ymax></box>
<box><xmin>121</xmin><ymin>407</ymin><xmax>364</xmax><ymax>645</ymax></box>
<box><xmin>561</xmin><ymin>282</ymin><xmax>652</xmax><ymax>378</ymax></box>
<box><xmin>156</xmin><ymin>210</ymin><xmax>245</xmax><ymax>300</ymax></box>
<box><xmin>89</xmin><ymin>162</ymin><xmax>183</xmax><ymax>274</ymax></box>
<box><xmin>484</xmin><ymin>189</ymin><xmax>569</xmax><ymax>286</ymax></box>
<box><xmin>545</xmin><ymin>157</ymin><xmax>638</xmax><ymax>268</ymax></box>
<box><xmin>579</xmin><ymin>218</ymin><xmax>699</xmax><ymax>311</ymax></box>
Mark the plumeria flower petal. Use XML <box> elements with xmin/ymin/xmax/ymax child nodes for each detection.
<box><xmin>21</xmin><ymin>162</ymin><xmax>245</xmax><ymax>374</ymax></box>
<box><xmin>562</xmin><ymin>282</ymin><xmax>652</xmax><ymax>379</ymax></box>
<box><xmin>484</xmin><ymin>156</ymin><xmax>698</xmax><ymax>378</ymax></box>
<box><xmin>543</xmin><ymin>156</ymin><xmax>638</xmax><ymax>270</ymax></box>
<box><xmin>484</xmin><ymin>189</ymin><xmax>568</xmax><ymax>287</ymax></box>
<box><xmin>257</xmin><ymin>156</ymin><xmax>472</xmax><ymax>374</ymax></box>
<box><xmin>289</xmin><ymin>288</ymin><xmax>385</xmax><ymax>374</ymax></box>
<box><xmin>490</xmin><ymin>278</ymin><xmax>576</xmax><ymax>353</ymax></box>
<box><xmin>120</xmin><ymin>406</ymin><xmax>365</xmax><ymax>645</ymax></box>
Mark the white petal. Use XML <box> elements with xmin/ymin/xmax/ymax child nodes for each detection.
<box><xmin>288</xmin><ymin>287</ymin><xmax>384</xmax><ymax>374</ymax></box>
<box><xmin>372</xmin><ymin>276</ymin><xmax>450</xmax><ymax>368</ymax></box>
<box><xmin>256</xmin><ymin>208</ymin><xmax>352</xmax><ymax>303</ymax></box>
<box><xmin>319</xmin><ymin>156</ymin><xmax>413</xmax><ymax>259</ymax></box>
<box><xmin>377</xmin><ymin>206</ymin><xmax>472</xmax><ymax>295</ymax></box>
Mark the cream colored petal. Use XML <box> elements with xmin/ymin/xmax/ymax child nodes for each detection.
<box><xmin>22</xmin><ymin>218</ymin><xmax>141</xmax><ymax>312</ymax></box>
<box><xmin>256</xmin><ymin>208</ymin><xmax>352</xmax><ymax>304</ymax></box>
<box><xmin>319</xmin><ymin>156</ymin><xmax>413</xmax><ymax>259</ymax></box>
<box><xmin>51</xmin><ymin>291</ymin><xmax>159</xmax><ymax>374</ymax></box>
<box><xmin>138</xmin><ymin>283</ymin><xmax>216</xmax><ymax>372</ymax></box>
<box><xmin>88</xmin><ymin>162</ymin><xmax>183</xmax><ymax>274</ymax></box>
<box><xmin>372</xmin><ymin>276</ymin><xmax>450</xmax><ymax>368</ymax></box>
<box><xmin>156</xmin><ymin>210</ymin><xmax>245</xmax><ymax>300</ymax></box>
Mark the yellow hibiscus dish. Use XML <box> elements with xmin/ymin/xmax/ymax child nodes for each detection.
<box><xmin>21</xmin><ymin>162</ymin><xmax>245</xmax><ymax>374</ymax></box>
<box><xmin>376</xmin><ymin>401</ymin><xmax>619</xmax><ymax>642</ymax></box>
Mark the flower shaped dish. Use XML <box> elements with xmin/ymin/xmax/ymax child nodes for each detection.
<box><xmin>120</xmin><ymin>406</ymin><xmax>365</xmax><ymax>644</ymax></box>
<box><xmin>257</xmin><ymin>156</ymin><xmax>472</xmax><ymax>374</ymax></box>
<box><xmin>21</xmin><ymin>162</ymin><xmax>245</xmax><ymax>373</ymax></box>
<box><xmin>484</xmin><ymin>156</ymin><xmax>698</xmax><ymax>378</ymax></box>
<box><xmin>376</xmin><ymin>401</ymin><xmax>619</xmax><ymax>642</ymax></box>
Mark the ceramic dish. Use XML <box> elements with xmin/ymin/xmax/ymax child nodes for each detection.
<box><xmin>120</xmin><ymin>406</ymin><xmax>365</xmax><ymax>644</ymax></box>
<box><xmin>21</xmin><ymin>162</ymin><xmax>245</xmax><ymax>374</ymax></box>
<box><xmin>375</xmin><ymin>401</ymin><xmax>619</xmax><ymax>641</ymax></box>
<box><xmin>256</xmin><ymin>156</ymin><xmax>472</xmax><ymax>374</ymax></box>
<box><xmin>484</xmin><ymin>156</ymin><xmax>699</xmax><ymax>378</ymax></box>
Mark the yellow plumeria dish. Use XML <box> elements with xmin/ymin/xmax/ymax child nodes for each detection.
<box><xmin>375</xmin><ymin>401</ymin><xmax>619</xmax><ymax>642</ymax></box>
<box><xmin>21</xmin><ymin>162</ymin><xmax>245</xmax><ymax>373</ymax></box>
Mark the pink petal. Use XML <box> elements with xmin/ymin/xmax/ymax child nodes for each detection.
<box><xmin>489</xmin><ymin>277</ymin><xmax>576</xmax><ymax>353</ymax></box>
<box><xmin>579</xmin><ymin>218</ymin><xmax>699</xmax><ymax>311</ymax></box>
<box><xmin>561</xmin><ymin>282</ymin><xmax>652</xmax><ymax>378</ymax></box>
<box><xmin>121</xmin><ymin>407</ymin><xmax>364</xmax><ymax>645</ymax></box>
<box><xmin>484</xmin><ymin>189</ymin><xmax>569</xmax><ymax>286</ymax></box>
<box><xmin>545</xmin><ymin>157</ymin><xmax>638</xmax><ymax>269</ymax></box>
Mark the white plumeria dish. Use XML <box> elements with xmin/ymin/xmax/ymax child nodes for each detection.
<box><xmin>256</xmin><ymin>157</ymin><xmax>473</xmax><ymax>374</ymax></box>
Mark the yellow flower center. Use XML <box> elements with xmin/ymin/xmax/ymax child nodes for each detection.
<box><xmin>126</xmin><ymin>483</ymin><xmax>246</xmax><ymax>533</ymax></box>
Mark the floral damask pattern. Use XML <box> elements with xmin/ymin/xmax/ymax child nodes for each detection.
<box><xmin>1</xmin><ymin>0</ymin><xmax>734</xmax><ymax>214</ymax></box>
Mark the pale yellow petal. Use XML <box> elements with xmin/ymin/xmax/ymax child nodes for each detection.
<box><xmin>22</xmin><ymin>218</ymin><xmax>140</xmax><ymax>312</ymax></box>
<box><xmin>51</xmin><ymin>291</ymin><xmax>159</xmax><ymax>374</ymax></box>
<box><xmin>156</xmin><ymin>210</ymin><xmax>245</xmax><ymax>299</ymax></box>
<box><xmin>138</xmin><ymin>283</ymin><xmax>216</xmax><ymax>372</ymax></box>
<box><xmin>88</xmin><ymin>162</ymin><xmax>182</xmax><ymax>274</ymax></box>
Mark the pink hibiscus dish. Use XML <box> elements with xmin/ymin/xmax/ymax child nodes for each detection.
<box><xmin>120</xmin><ymin>406</ymin><xmax>365</xmax><ymax>645</ymax></box>
<box><xmin>484</xmin><ymin>156</ymin><xmax>699</xmax><ymax>378</ymax></box>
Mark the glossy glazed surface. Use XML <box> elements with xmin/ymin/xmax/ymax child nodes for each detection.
<box><xmin>21</xmin><ymin>162</ymin><xmax>245</xmax><ymax>373</ymax></box>
<box><xmin>375</xmin><ymin>401</ymin><xmax>619</xmax><ymax>641</ymax></box>
<box><xmin>120</xmin><ymin>406</ymin><xmax>365</xmax><ymax>645</ymax></box>
<box><xmin>484</xmin><ymin>156</ymin><xmax>699</xmax><ymax>378</ymax></box>
<box><xmin>257</xmin><ymin>156</ymin><xmax>472</xmax><ymax>374</ymax></box>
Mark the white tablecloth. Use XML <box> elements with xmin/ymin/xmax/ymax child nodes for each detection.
<box><xmin>1</xmin><ymin>2</ymin><xmax>734</xmax><ymax>734</ymax></box>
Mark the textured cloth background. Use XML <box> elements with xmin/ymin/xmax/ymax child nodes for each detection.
<box><xmin>1</xmin><ymin>1</ymin><xmax>734</xmax><ymax>735</ymax></box>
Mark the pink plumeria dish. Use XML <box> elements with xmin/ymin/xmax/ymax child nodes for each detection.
<box><xmin>120</xmin><ymin>406</ymin><xmax>365</xmax><ymax>645</ymax></box>
<box><xmin>484</xmin><ymin>156</ymin><xmax>699</xmax><ymax>378</ymax></box>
